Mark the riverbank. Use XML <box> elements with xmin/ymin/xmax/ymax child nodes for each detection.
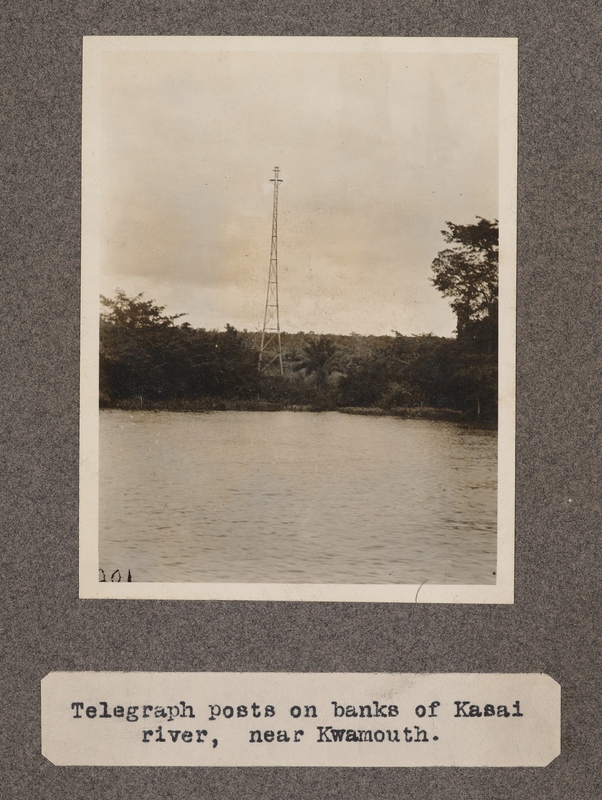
<box><xmin>339</xmin><ymin>406</ymin><xmax>465</xmax><ymax>422</ymax></box>
<box><xmin>100</xmin><ymin>398</ymin><xmax>496</xmax><ymax>426</ymax></box>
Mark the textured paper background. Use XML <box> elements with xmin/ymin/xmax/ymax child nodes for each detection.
<box><xmin>2</xmin><ymin>1</ymin><xmax>601</xmax><ymax>798</ymax></box>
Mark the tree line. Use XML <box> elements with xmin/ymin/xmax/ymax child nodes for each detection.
<box><xmin>100</xmin><ymin>217</ymin><xmax>498</xmax><ymax>422</ymax></box>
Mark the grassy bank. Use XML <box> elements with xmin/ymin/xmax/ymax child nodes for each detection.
<box><xmin>101</xmin><ymin>397</ymin><xmax>324</xmax><ymax>413</ymax></box>
<box><xmin>338</xmin><ymin>406</ymin><xmax>466</xmax><ymax>422</ymax></box>
<box><xmin>100</xmin><ymin>397</ymin><xmax>497</xmax><ymax>426</ymax></box>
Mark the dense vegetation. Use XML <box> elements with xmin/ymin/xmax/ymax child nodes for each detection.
<box><xmin>100</xmin><ymin>218</ymin><xmax>498</xmax><ymax>423</ymax></box>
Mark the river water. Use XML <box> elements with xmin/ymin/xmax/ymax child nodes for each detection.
<box><xmin>99</xmin><ymin>410</ymin><xmax>497</xmax><ymax>584</ymax></box>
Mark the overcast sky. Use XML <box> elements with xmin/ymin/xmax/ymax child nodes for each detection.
<box><xmin>94</xmin><ymin>41</ymin><xmax>499</xmax><ymax>336</ymax></box>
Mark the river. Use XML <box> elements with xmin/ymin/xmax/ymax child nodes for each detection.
<box><xmin>99</xmin><ymin>410</ymin><xmax>497</xmax><ymax>584</ymax></box>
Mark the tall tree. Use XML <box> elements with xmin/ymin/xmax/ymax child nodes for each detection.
<box><xmin>430</xmin><ymin>217</ymin><xmax>498</xmax><ymax>337</ymax></box>
<box><xmin>100</xmin><ymin>289</ymin><xmax>186</xmax><ymax>329</ymax></box>
<box><xmin>292</xmin><ymin>336</ymin><xmax>340</xmax><ymax>389</ymax></box>
<box><xmin>100</xmin><ymin>291</ymin><xmax>187</xmax><ymax>403</ymax></box>
<box><xmin>99</xmin><ymin>291</ymin><xmax>261</xmax><ymax>405</ymax></box>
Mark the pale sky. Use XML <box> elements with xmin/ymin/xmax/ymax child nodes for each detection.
<box><xmin>94</xmin><ymin>42</ymin><xmax>499</xmax><ymax>336</ymax></box>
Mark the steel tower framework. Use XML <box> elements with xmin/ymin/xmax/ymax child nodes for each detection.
<box><xmin>258</xmin><ymin>166</ymin><xmax>284</xmax><ymax>375</ymax></box>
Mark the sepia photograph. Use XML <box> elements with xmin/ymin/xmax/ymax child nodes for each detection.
<box><xmin>80</xmin><ymin>36</ymin><xmax>517</xmax><ymax>601</ymax></box>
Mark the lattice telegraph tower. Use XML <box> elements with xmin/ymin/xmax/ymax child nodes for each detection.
<box><xmin>258</xmin><ymin>167</ymin><xmax>284</xmax><ymax>376</ymax></box>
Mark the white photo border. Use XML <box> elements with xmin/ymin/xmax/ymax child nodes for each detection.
<box><xmin>80</xmin><ymin>36</ymin><xmax>517</xmax><ymax>602</ymax></box>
